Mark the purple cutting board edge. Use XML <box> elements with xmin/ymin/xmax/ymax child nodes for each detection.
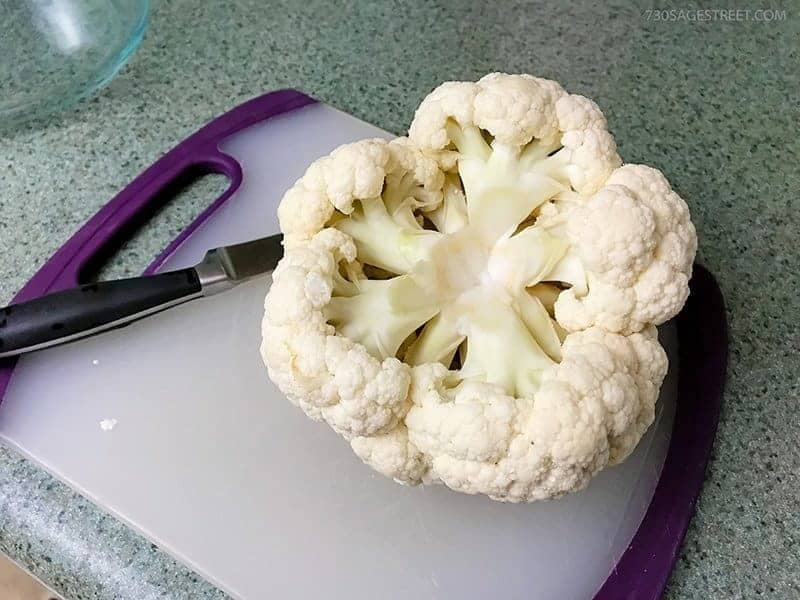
<box><xmin>0</xmin><ymin>89</ymin><xmax>728</xmax><ymax>600</ymax></box>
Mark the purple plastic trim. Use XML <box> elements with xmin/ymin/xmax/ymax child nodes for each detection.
<box><xmin>0</xmin><ymin>89</ymin><xmax>316</xmax><ymax>405</ymax></box>
<box><xmin>593</xmin><ymin>264</ymin><xmax>727</xmax><ymax>599</ymax></box>
<box><xmin>0</xmin><ymin>90</ymin><xmax>727</xmax><ymax>599</ymax></box>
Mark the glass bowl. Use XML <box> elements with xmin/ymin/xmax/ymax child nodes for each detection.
<box><xmin>0</xmin><ymin>0</ymin><xmax>149</xmax><ymax>126</ymax></box>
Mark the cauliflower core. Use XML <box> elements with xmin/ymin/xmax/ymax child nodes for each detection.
<box><xmin>263</xmin><ymin>73</ymin><xmax>696</xmax><ymax>502</ymax></box>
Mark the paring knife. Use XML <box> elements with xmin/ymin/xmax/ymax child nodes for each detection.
<box><xmin>0</xmin><ymin>234</ymin><xmax>283</xmax><ymax>358</ymax></box>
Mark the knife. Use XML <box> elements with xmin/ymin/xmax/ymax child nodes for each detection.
<box><xmin>0</xmin><ymin>234</ymin><xmax>283</xmax><ymax>358</ymax></box>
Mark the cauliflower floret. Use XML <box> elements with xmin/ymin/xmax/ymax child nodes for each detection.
<box><xmin>555</xmin><ymin>93</ymin><xmax>608</xmax><ymax>132</ymax></box>
<box><xmin>406</xmin><ymin>364</ymin><xmax>522</xmax><ymax>463</ymax></box>
<box><xmin>408</xmin><ymin>81</ymin><xmax>478</xmax><ymax>153</ymax></box>
<box><xmin>471</xmin><ymin>72</ymin><xmax>564</xmax><ymax>146</ymax></box>
<box><xmin>262</xmin><ymin>229</ymin><xmax>413</xmax><ymax>438</ymax></box>
<box><xmin>276</xmin><ymin>183</ymin><xmax>333</xmax><ymax>249</ymax></box>
<box><xmin>410</xmin><ymin>72</ymin><xmax>620</xmax><ymax>198</ymax></box>
<box><xmin>552</xmin><ymin>164</ymin><xmax>697</xmax><ymax>334</ymax></box>
<box><xmin>551</xmin><ymin>129</ymin><xmax>620</xmax><ymax>195</ymax></box>
<box><xmin>403</xmin><ymin>328</ymin><xmax>666</xmax><ymax>501</ymax></box>
<box><xmin>262</xmin><ymin>73</ymin><xmax>695</xmax><ymax>502</ymax></box>
<box><xmin>278</xmin><ymin>138</ymin><xmax>442</xmax><ymax>247</ymax></box>
<box><xmin>351</xmin><ymin>426</ymin><xmax>430</xmax><ymax>485</ymax></box>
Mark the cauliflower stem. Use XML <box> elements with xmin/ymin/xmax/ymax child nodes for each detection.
<box><xmin>328</xmin><ymin>120</ymin><xmax>589</xmax><ymax>398</ymax></box>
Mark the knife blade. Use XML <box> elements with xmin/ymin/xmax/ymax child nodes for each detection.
<box><xmin>0</xmin><ymin>233</ymin><xmax>284</xmax><ymax>358</ymax></box>
<box><xmin>195</xmin><ymin>233</ymin><xmax>284</xmax><ymax>294</ymax></box>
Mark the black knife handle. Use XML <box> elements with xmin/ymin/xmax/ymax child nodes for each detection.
<box><xmin>0</xmin><ymin>268</ymin><xmax>202</xmax><ymax>358</ymax></box>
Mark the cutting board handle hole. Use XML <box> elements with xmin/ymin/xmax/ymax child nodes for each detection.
<box><xmin>79</xmin><ymin>167</ymin><xmax>231</xmax><ymax>283</ymax></box>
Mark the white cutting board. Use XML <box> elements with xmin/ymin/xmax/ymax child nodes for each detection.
<box><xmin>0</xmin><ymin>103</ymin><xmax>677</xmax><ymax>600</ymax></box>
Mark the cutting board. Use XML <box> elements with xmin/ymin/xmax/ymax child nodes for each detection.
<box><xmin>0</xmin><ymin>91</ymin><xmax>726</xmax><ymax>600</ymax></box>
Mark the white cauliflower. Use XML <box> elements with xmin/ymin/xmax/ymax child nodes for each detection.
<box><xmin>262</xmin><ymin>73</ymin><xmax>696</xmax><ymax>502</ymax></box>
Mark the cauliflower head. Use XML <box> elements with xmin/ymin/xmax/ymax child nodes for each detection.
<box><xmin>262</xmin><ymin>73</ymin><xmax>696</xmax><ymax>502</ymax></box>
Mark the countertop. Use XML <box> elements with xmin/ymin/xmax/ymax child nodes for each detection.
<box><xmin>1</xmin><ymin>1</ymin><xmax>798</xmax><ymax>598</ymax></box>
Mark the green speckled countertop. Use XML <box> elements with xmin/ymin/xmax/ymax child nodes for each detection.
<box><xmin>1</xmin><ymin>1</ymin><xmax>798</xmax><ymax>598</ymax></box>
